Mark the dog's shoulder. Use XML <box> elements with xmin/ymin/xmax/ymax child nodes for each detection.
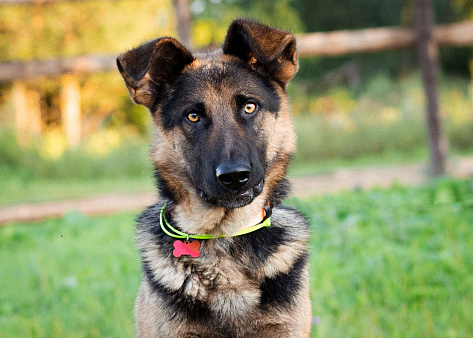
<box><xmin>271</xmin><ymin>204</ymin><xmax>309</xmax><ymax>238</ymax></box>
<box><xmin>251</xmin><ymin>204</ymin><xmax>309</xmax><ymax>309</ymax></box>
<box><xmin>135</xmin><ymin>201</ymin><xmax>176</xmax><ymax>258</ymax></box>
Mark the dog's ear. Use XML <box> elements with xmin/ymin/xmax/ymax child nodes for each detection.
<box><xmin>117</xmin><ymin>38</ymin><xmax>194</xmax><ymax>111</ymax></box>
<box><xmin>223</xmin><ymin>19</ymin><xmax>298</xmax><ymax>87</ymax></box>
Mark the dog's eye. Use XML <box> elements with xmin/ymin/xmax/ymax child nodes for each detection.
<box><xmin>244</xmin><ymin>103</ymin><xmax>257</xmax><ymax>114</ymax></box>
<box><xmin>187</xmin><ymin>112</ymin><xmax>200</xmax><ymax>123</ymax></box>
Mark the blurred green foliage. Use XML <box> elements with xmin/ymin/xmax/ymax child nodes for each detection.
<box><xmin>290</xmin><ymin>73</ymin><xmax>473</xmax><ymax>166</ymax></box>
<box><xmin>291</xmin><ymin>0</ymin><xmax>473</xmax><ymax>77</ymax></box>
<box><xmin>0</xmin><ymin>127</ymin><xmax>152</xmax><ymax>179</ymax></box>
<box><xmin>0</xmin><ymin>0</ymin><xmax>175</xmax><ymax>61</ymax></box>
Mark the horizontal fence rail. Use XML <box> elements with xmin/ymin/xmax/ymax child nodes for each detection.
<box><xmin>0</xmin><ymin>55</ymin><xmax>117</xmax><ymax>82</ymax></box>
<box><xmin>296</xmin><ymin>21</ymin><xmax>473</xmax><ymax>56</ymax></box>
<box><xmin>0</xmin><ymin>21</ymin><xmax>472</xmax><ymax>82</ymax></box>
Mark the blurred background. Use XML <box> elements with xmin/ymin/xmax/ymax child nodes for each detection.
<box><xmin>1</xmin><ymin>1</ymin><xmax>473</xmax><ymax>337</ymax></box>
<box><xmin>0</xmin><ymin>0</ymin><xmax>472</xmax><ymax>206</ymax></box>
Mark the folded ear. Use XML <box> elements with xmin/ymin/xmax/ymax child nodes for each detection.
<box><xmin>223</xmin><ymin>19</ymin><xmax>298</xmax><ymax>87</ymax></box>
<box><xmin>117</xmin><ymin>38</ymin><xmax>194</xmax><ymax>111</ymax></box>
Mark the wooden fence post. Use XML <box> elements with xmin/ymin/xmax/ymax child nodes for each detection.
<box><xmin>12</xmin><ymin>81</ymin><xmax>42</xmax><ymax>145</ymax></box>
<box><xmin>12</xmin><ymin>81</ymin><xmax>28</xmax><ymax>135</ymax></box>
<box><xmin>173</xmin><ymin>0</ymin><xmax>191</xmax><ymax>48</ymax></box>
<box><xmin>60</xmin><ymin>74</ymin><xmax>81</xmax><ymax>147</ymax></box>
<box><xmin>414</xmin><ymin>0</ymin><xmax>447</xmax><ymax>176</ymax></box>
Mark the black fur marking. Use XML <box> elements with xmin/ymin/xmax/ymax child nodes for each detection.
<box><xmin>229</xmin><ymin>225</ymin><xmax>287</xmax><ymax>267</ymax></box>
<box><xmin>276</xmin><ymin>204</ymin><xmax>308</xmax><ymax>221</ymax></box>
<box><xmin>259</xmin><ymin>252</ymin><xmax>308</xmax><ymax>309</ymax></box>
<box><xmin>154</xmin><ymin>169</ymin><xmax>177</xmax><ymax>203</ymax></box>
<box><xmin>137</xmin><ymin>202</ymin><xmax>176</xmax><ymax>259</ymax></box>
<box><xmin>269</xmin><ymin>177</ymin><xmax>291</xmax><ymax>206</ymax></box>
<box><xmin>140</xmin><ymin>201</ymin><xmax>288</xmax><ymax>266</ymax></box>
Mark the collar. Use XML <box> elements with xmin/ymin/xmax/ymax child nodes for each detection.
<box><xmin>159</xmin><ymin>203</ymin><xmax>272</xmax><ymax>240</ymax></box>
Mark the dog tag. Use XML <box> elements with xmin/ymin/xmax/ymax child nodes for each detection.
<box><xmin>173</xmin><ymin>240</ymin><xmax>200</xmax><ymax>258</ymax></box>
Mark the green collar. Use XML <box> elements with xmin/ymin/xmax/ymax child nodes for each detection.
<box><xmin>159</xmin><ymin>203</ymin><xmax>271</xmax><ymax>240</ymax></box>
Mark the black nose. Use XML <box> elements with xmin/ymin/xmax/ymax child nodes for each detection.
<box><xmin>216</xmin><ymin>162</ymin><xmax>251</xmax><ymax>191</ymax></box>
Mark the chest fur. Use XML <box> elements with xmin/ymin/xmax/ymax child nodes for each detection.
<box><xmin>172</xmin><ymin>242</ymin><xmax>262</xmax><ymax>320</ymax></box>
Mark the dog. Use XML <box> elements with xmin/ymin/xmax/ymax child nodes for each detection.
<box><xmin>117</xmin><ymin>18</ymin><xmax>311</xmax><ymax>337</ymax></box>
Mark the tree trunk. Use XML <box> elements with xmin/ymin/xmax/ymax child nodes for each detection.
<box><xmin>414</xmin><ymin>0</ymin><xmax>447</xmax><ymax>176</ymax></box>
<box><xmin>173</xmin><ymin>0</ymin><xmax>192</xmax><ymax>48</ymax></box>
<box><xmin>60</xmin><ymin>75</ymin><xmax>81</xmax><ymax>147</ymax></box>
<box><xmin>400</xmin><ymin>0</ymin><xmax>414</xmax><ymax>77</ymax></box>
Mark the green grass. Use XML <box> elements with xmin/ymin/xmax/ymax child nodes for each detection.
<box><xmin>1</xmin><ymin>179</ymin><xmax>473</xmax><ymax>336</ymax></box>
<box><xmin>290</xmin><ymin>178</ymin><xmax>473</xmax><ymax>337</ymax></box>
<box><xmin>0</xmin><ymin>211</ymin><xmax>141</xmax><ymax>337</ymax></box>
<box><xmin>0</xmin><ymin>170</ymin><xmax>154</xmax><ymax>206</ymax></box>
<box><xmin>288</xmin><ymin>148</ymin><xmax>430</xmax><ymax>177</ymax></box>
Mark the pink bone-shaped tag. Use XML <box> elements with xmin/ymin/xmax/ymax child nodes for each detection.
<box><xmin>173</xmin><ymin>240</ymin><xmax>200</xmax><ymax>258</ymax></box>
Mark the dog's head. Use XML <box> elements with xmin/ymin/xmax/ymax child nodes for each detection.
<box><xmin>117</xmin><ymin>19</ymin><xmax>298</xmax><ymax>210</ymax></box>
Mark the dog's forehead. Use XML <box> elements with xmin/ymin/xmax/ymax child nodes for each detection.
<box><xmin>176</xmin><ymin>53</ymin><xmax>277</xmax><ymax>106</ymax></box>
<box><xmin>186</xmin><ymin>54</ymin><xmax>252</xmax><ymax>89</ymax></box>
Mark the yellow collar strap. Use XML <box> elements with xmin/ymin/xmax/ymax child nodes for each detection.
<box><xmin>159</xmin><ymin>203</ymin><xmax>271</xmax><ymax>240</ymax></box>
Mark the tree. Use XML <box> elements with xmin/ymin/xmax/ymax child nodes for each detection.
<box><xmin>414</xmin><ymin>0</ymin><xmax>447</xmax><ymax>176</ymax></box>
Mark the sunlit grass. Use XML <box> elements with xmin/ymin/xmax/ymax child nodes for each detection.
<box><xmin>1</xmin><ymin>179</ymin><xmax>473</xmax><ymax>337</ymax></box>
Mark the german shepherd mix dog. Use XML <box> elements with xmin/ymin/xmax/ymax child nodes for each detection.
<box><xmin>117</xmin><ymin>19</ymin><xmax>311</xmax><ymax>337</ymax></box>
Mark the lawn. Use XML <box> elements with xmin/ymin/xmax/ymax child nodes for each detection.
<box><xmin>291</xmin><ymin>178</ymin><xmax>473</xmax><ymax>336</ymax></box>
<box><xmin>1</xmin><ymin>179</ymin><xmax>473</xmax><ymax>337</ymax></box>
<box><xmin>0</xmin><ymin>211</ymin><xmax>141</xmax><ymax>337</ymax></box>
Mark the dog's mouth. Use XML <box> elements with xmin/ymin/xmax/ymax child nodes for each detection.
<box><xmin>197</xmin><ymin>180</ymin><xmax>264</xmax><ymax>209</ymax></box>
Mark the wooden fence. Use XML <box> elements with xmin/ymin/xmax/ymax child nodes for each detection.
<box><xmin>2</xmin><ymin>22</ymin><xmax>473</xmax><ymax>82</ymax></box>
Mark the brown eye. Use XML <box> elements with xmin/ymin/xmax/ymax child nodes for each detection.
<box><xmin>244</xmin><ymin>103</ymin><xmax>257</xmax><ymax>114</ymax></box>
<box><xmin>187</xmin><ymin>112</ymin><xmax>200</xmax><ymax>123</ymax></box>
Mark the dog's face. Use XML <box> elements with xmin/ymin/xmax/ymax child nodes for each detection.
<box><xmin>117</xmin><ymin>19</ymin><xmax>298</xmax><ymax>209</ymax></box>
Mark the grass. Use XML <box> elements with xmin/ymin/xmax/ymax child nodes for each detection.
<box><xmin>0</xmin><ymin>211</ymin><xmax>141</xmax><ymax>337</ymax></box>
<box><xmin>290</xmin><ymin>73</ymin><xmax>473</xmax><ymax>168</ymax></box>
<box><xmin>290</xmin><ymin>178</ymin><xmax>473</xmax><ymax>337</ymax></box>
<box><xmin>1</xmin><ymin>179</ymin><xmax>473</xmax><ymax>337</ymax></box>
<box><xmin>0</xmin><ymin>169</ymin><xmax>154</xmax><ymax>206</ymax></box>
